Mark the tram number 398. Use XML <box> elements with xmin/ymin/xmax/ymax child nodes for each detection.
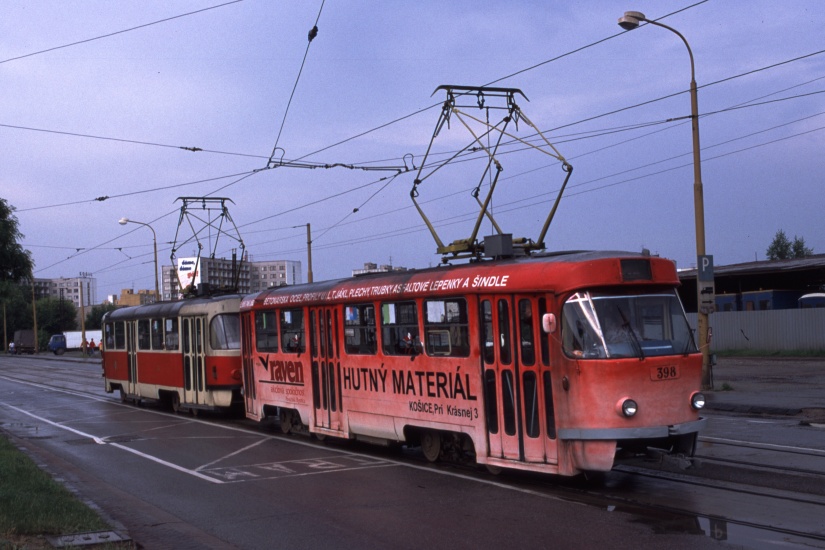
<box><xmin>651</xmin><ymin>365</ymin><xmax>680</xmax><ymax>381</ymax></box>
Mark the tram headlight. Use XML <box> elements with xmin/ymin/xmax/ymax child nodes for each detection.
<box><xmin>690</xmin><ymin>391</ymin><xmax>706</xmax><ymax>410</ymax></box>
<box><xmin>615</xmin><ymin>397</ymin><xmax>638</xmax><ymax>418</ymax></box>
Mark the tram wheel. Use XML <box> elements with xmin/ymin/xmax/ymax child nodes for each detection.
<box><xmin>279</xmin><ymin>410</ymin><xmax>293</xmax><ymax>434</ymax></box>
<box><xmin>171</xmin><ymin>393</ymin><xmax>181</xmax><ymax>414</ymax></box>
<box><xmin>485</xmin><ymin>464</ymin><xmax>503</xmax><ymax>476</ymax></box>
<box><xmin>119</xmin><ymin>388</ymin><xmax>127</xmax><ymax>403</ymax></box>
<box><xmin>313</xmin><ymin>432</ymin><xmax>327</xmax><ymax>441</ymax></box>
<box><xmin>420</xmin><ymin>430</ymin><xmax>442</xmax><ymax>462</ymax></box>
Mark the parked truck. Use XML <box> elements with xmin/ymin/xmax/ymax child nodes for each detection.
<box><xmin>47</xmin><ymin>330</ymin><xmax>102</xmax><ymax>355</ymax></box>
<box><xmin>12</xmin><ymin>330</ymin><xmax>36</xmax><ymax>354</ymax></box>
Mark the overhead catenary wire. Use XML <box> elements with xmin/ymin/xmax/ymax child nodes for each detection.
<box><xmin>19</xmin><ymin>1</ymin><xmax>825</xmax><ymax>278</ymax></box>
<box><xmin>266</xmin><ymin>0</ymin><xmax>326</xmax><ymax>166</ymax></box>
<box><xmin>0</xmin><ymin>0</ymin><xmax>244</xmax><ymax>65</ymax></box>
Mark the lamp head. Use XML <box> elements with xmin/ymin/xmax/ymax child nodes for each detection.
<box><xmin>618</xmin><ymin>11</ymin><xmax>646</xmax><ymax>31</ymax></box>
<box><xmin>118</xmin><ymin>217</ymin><xmax>129</xmax><ymax>225</ymax></box>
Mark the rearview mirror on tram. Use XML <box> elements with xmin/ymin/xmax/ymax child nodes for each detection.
<box><xmin>542</xmin><ymin>313</ymin><xmax>557</xmax><ymax>334</ymax></box>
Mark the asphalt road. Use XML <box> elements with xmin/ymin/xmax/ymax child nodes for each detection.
<box><xmin>0</xmin><ymin>354</ymin><xmax>740</xmax><ymax>549</ymax></box>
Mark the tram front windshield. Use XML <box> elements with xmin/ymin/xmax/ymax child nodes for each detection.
<box><xmin>562</xmin><ymin>291</ymin><xmax>697</xmax><ymax>359</ymax></box>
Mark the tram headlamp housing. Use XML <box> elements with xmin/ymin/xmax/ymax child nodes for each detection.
<box><xmin>690</xmin><ymin>391</ymin><xmax>706</xmax><ymax>410</ymax></box>
<box><xmin>616</xmin><ymin>397</ymin><xmax>638</xmax><ymax>418</ymax></box>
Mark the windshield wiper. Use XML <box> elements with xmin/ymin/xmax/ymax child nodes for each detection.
<box><xmin>617</xmin><ymin>307</ymin><xmax>645</xmax><ymax>360</ymax></box>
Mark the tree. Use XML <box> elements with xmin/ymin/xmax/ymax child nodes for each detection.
<box><xmin>85</xmin><ymin>302</ymin><xmax>119</xmax><ymax>330</ymax></box>
<box><xmin>36</xmin><ymin>297</ymin><xmax>78</xmax><ymax>335</ymax></box>
<box><xmin>791</xmin><ymin>235</ymin><xmax>814</xmax><ymax>258</ymax></box>
<box><xmin>0</xmin><ymin>198</ymin><xmax>34</xmax><ymax>283</ymax></box>
<box><xmin>766</xmin><ymin>230</ymin><xmax>814</xmax><ymax>260</ymax></box>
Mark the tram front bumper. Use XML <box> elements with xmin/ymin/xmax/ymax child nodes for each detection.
<box><xmin>557</xmin><ymin>417</ymin><xmax>707</xmax><ymax>440</ymax></box>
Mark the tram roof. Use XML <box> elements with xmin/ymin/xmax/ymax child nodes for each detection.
<box><xmin>104</xmin><ymin>294</ymin><xmax>243</xmax><ymax>321</ymax></box>
<box><xmin>241</xmin><ymin>250</ymin><xmax>678</xmax><ymax>310</ymax></box>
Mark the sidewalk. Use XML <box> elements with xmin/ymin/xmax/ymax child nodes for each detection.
<box><xmin>706</xmin><ymin>356</ymin><xmax>825</xmax><ymax>420</ymax></box>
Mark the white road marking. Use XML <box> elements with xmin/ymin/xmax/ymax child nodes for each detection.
<box><xmin>1</xmin><ymin>375</ymin><xmax>573</xmax><ymax>502</ymax></box>
<box><xmin>0</xmin><ymin>401</ymin><xmax>224</xmax><ymax>484</ymax></box>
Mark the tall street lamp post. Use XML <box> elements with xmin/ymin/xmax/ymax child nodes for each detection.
<box><xmin>119</xmin><ymin>217</ymin><xmax>160</xmax><ymax>302</ymax></box>
<box><xmin>618</xmin><ymin>11</ymin><xmax>712</xmax><ymax>389</ymax></box>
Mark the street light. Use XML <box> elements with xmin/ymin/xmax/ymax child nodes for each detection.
<box><xmin>119</xmin><ymin>217</ymin><xmax>160</xmax><ymax>302</ymax></box>
<box><xmin>618</xmin><ymin>11</ymin><xmax>712</xmax><ymax>389</ymax></box>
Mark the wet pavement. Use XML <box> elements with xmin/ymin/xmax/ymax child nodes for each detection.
<box><xmin>705</xmin><ymin>356</ymin><xmax>825</xmax><ymax>421</ymax></box>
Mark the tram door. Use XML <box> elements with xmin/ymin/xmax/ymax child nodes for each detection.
<box><xmin>480</xmin><ymin>295</ymin><xmax>557</xmax><ymax>464</ymax></box>
<box><xmin>240</xmin><ymin>312</ymin><xmax>257</xmax><ymax>416</ymax></box>
<box><xmin>309</xmin><ymin>306</ymin><xmax>344</xmax><ymax>433</ymax></box>
<box><xmin>182</xmin><ymin>316</ymin><xmax>208</xmax><ymax>407</ymax></box>
<box><xmin>125</xmin><ymin>321</ymin><xmax>139</xmax><ymax>397</ymax></box>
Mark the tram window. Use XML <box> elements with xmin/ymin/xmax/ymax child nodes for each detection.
<box><xmin>255</xmin><ymin>310</ymin><xmax>279</xmax><ymax>352</ymax></box>
<box><xmin>165</xmin><ymin>318</ymin><xmax>179</xmax><ymax>350</ymax></box>
<box><xmin>483</xmin><ymin>369</ymin><xmax>498</xmax><ymax>434</ymax></box>
<box><xmin>497</xmin><ymin>300</ymin><xmax>512</xmax><ymax>365</ymax></box>
<box><xmin>562</xmin><ymin>291</ymin><xmax>697</xmax><ymax>359</ymax></box>
<box><xmin>381</xmin><ymin>301</ymin><xmax>419</xmax><ymax>356</ymax></box>
<box><xmin>543</xmin><ymin>372</ymin><xmax>556</xmax><ymax>439</ymax></box>
<box><xmin>501</xmin><ymin>370</ymin><xmax>516</xmax><ymax>436</ymax></box>
<box><xmin>344</xmin><ymin>304</ymin><xmax>376</xmax><ymax>355</ymax></box>
<box><xmin>523</xmin><ymin>371</ymin><xmax>539</xmax><ymax>438</ymax></box>
<box><xmin>518</xmin><ymin>299</ymin><xmax>535</xmax><ymax>366</ymax></box>
<box><xmin>210</xmin><ymin>314</ymin><xmax>241</xmax><ymax>350</ymax></box>
<box><xmin>538</xmin><ymin>298</ymin><xmax>550</xmax><ymax>366</ymax></box>
<box><xmin>137</xmin><ymin>319</ymin><xmax>151</xmax><ymax>350</ymax></box>
<box><xmin>481</xmin><ymin>301</ymin><xmax>494</xmax><ymax>364</ymax></box>
<box><xmin>281</xmin><ymin>308</ymin><xmax>306</xmax><ymax>353</ymax></box>
<box><xmin>151</xmin><ymin>319</ymin><xmax>164</xmax><ymax>350</ymax></box>
<box><xmin>104</xmin><ymin>323</ymin><xmax>115</xmax><ymax>350</ymax></box>
<box><xmin>114</xmin><ymin>321</ymin><xmax>125</xmax><ymax>350</ymax></box>
<box><xmin>424</xmin><ymin>299</ymin><xmax>469</xmax><ymax>357</ymax></box>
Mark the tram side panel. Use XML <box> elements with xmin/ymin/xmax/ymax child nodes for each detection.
<box><xmin>243</xmin><ymin>298</ymin><xmax>489</xmax><ymax>449</ymax></box>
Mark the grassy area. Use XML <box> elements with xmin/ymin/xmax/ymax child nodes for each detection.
<box><xmin>0</xmin><ymin>434</ymin><xmax>113</xmax><ymax>548</ymax></box>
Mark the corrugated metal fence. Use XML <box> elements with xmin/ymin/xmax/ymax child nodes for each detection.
<box><xmin>686</xmin><ymin>309</ymin><xmax>825</xmax><ymax>352</ymax></box>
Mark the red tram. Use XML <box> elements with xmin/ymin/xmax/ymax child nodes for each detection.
<box><xmin>101</xmin><ymin>295</ymin><xmax>243</xmax><ymax>413</ymax></box>
<box><xmin>239</xmin><ymin>251</ymin><xmax>706</xmax><ymax>476</ymax></box>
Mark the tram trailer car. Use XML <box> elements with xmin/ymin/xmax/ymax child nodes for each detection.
<box><xmin>239</xmin><ymin>250</ymin><xmax>706</xmax><ymax>476</ymax></box>
<box><xmin>102</xmin><ymin>295</ymin><xmax>244</xmax><ymax>413</ymax></box>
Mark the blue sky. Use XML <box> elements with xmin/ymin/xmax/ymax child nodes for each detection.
<box><xmin>3</xmin><ymin>1</ymin><xmax>824</xmax><ymax>301</ymax></box>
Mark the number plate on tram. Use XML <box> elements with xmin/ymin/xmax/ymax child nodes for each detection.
<box><xmin>651</xmin><ymin>365</ymin><xmax>680</xmax><ymax>381</ymax></box>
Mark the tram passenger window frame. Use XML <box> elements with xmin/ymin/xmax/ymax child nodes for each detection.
<box><xmin>150</xmin><ymin>319</ymin><xmax>164</xmax><ymax>350</ymax></box>
<box><xmin>381</xmin><ymin>301</ymin><xmax>420</xmax><ymax>356</ymax></box>
<box><xmin>255</xmin><ymin>310</ymin><xmax>279</xmax><ymax>352</ymax></box>
<box><xmin>343</xmin><ymin>304</ymin><xmax>377</xmax><ymax>355</ymax></box>
<box><xmin>165</xmin><ymin>318</ymin><xmax>179</xmax><ymax>350</ymax></box>
<box><xmin>423</xmin><ymin>298</ymin><xmax>469</xmax><ymax>357</ymax></box>
<box><xmin>104</xmin><ymin>322</ymin><xmax>115</xmax><ymax>350</ymax></box>
<box><xmin>280</xmin><ymin>308</ymin><xmax>306</xmax><ymax>353</ymax></box>
<box><xmin>137</xmin><ymin>319</ymin><xmax>151</xmax><ymax>350</ymax></box>
<box><xmin>210</xmin><ymin>313</ymin><xmax>241</xmax><ymax>350</ymax></box>
<box><xmin>114</xmin><ymin>321</ymin><xmax>125</xmax><ymax>350</ymax></box>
